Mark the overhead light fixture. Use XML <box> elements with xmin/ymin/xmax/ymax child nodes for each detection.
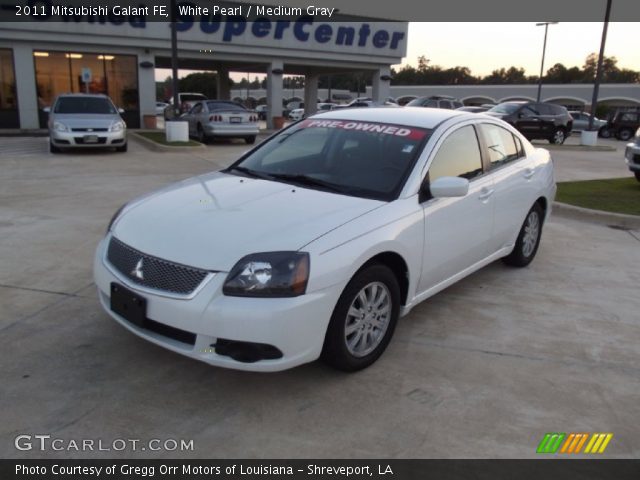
<box><xmin>33</xmin><ymin>52</ymin><xmax>49</xmax><ymax>57</ymax></box>
<box><xmin>65</xmin><ymin>53</ymin><xmax>83</xmax><ymax>59</ymax></box>
<box><xmin>271</xmin><ymin>68</ymin><xmax>284</xmax><ymax>75</ymax></box>
<box><xmin>98</xmin><ymin>55</ymin><xmax>115</xmax><ymax>60</ymax></box>
<box><xmin>380</xmin><ymin>75</ymin><xmax>392</xmax><ymax>81</ymax></box>
<box><xmin>139</xmin><ymin>60</ymin><xmax>154</xmax><ymax>69</ymax></box>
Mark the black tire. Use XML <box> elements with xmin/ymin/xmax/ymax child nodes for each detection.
<box><xmin>617</xmin><ymin>128</ymin><xmax>633</xmax><ymax>142</ymax></box>
<box><xmin>321</xmin><ymin>264</ymin><xmax>400</xmax><ymax>372</ymax></box>
<box><xmin>635</xmin><ymin>172</ymin><xmax>640</xmax><ymax>182</ymax></box>
<box><xmin>116</xmin><ymin>143</ymin><xmax>127</xmax><ymax>153</ymax></box>
<box><xmin>549</xmin><ymin>128</ymin><xmax>566</xmax><ymax>145</ymax></box>
<box><xmin>49</xmin><ymin>141</ymin><xmax>60</xmax><ymax>153</ymax></box>
<box><xmin>598</xmin><ymin>126</ymin><xmax>611</xmax><ymax>138</ymax></box>
<box><xmin>245</xmin><ymin>136</ymin><xmax>256</xmax><ymax>145</ymax></box>
<box><xmin>503</xmin><ymin>203</ymin><xmax>544</xmax><ymax>268</ymax></box>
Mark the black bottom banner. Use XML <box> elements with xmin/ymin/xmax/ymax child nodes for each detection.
<box><xmin>2</xmin><ymin>459</ymin><xmax>640</xmax><ymax>480</ymax></box>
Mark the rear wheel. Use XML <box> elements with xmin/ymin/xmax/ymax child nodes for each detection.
<box><xmin>598</xmin><ymin>126</ymin><xmax>611</xmax><ymax>138</ymax></box>
<box><xmin>321</xmin><ymin>264</ymin><xmax>400</xmax><ymax>372</ymax></box>
<box><xmin>617</xmin><ymin>128</ymin><xmax>633</xmax><ymax>141</ymax></box>
<box><xmin>49</xmin><ymin>141</ymin><xmax>60</xmax><ymax>153</ymax></box>
<box><xmin>549</xmin><ymin>128</ymin><xmax>566</xmax><ymax>144</ymax></box>
<box><xmin>196</xmin><ymin>124</ymin><xmax>207</xmax><ymax>144</ymax></box>
<box><xmin>245</xmin><ymin>136</ymin><xmax>256</xmax><ymax>145</ymax></box>
<box><xmin>503</xmin><ymin>203</ymin><xmax>544</xmax><ymax>268</ymax></box>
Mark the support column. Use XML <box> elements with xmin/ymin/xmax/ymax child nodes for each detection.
<box><xmin>216</xmin><ymin>67</ymin><xmax>231</xmax><ymax>100</ymax></box>
<box><xmin>13</xmin><ymin>44</ymin><xmax>39</xmax><ymax>129</ymax></box>
<box><xmin>266</xmin><ymin>60</ymin><xmax>283</xmax><ymax>129</ymax></box>
<box><xmin>304</xmin><ymin>73</ymin><xmax>319</xmax><ymax>116</ymax></box>
<box><xmin>371</xmin><ymin>66</ymin><xmax>391</xmax><ymax>104</ymax></box>
<box><xmin>137</xmin><ymin>50</ymin><xmax>156</xmax><ymax>127</ymax></box>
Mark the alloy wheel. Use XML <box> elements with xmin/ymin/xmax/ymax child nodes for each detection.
<box><xmin>344</xmin><ymin>281</ymin><xmax>392</xmax><ymax>358</ymax></box>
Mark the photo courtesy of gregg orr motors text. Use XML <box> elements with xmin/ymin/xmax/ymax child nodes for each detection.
<box><xmin>14</xmin><ymin>435</ymin><xmax>194</xmax><ymax>452</ymax></box>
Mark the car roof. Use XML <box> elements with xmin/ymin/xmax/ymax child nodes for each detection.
<box><xmin>311</xmin><ymin>106</ymin><xmax>470</xmax><ymax>129</ymax></box>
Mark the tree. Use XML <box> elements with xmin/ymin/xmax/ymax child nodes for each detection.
<box><xmin>544</xmin><ymin>63</ymin><xmax>584</xmax><ymax>83</ymax></box>
<box><xmin>481</xmin><ymin>67</ymin><xmax>527</xmax><ymax>84</ymax></box>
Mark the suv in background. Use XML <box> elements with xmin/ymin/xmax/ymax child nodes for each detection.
<box><xmin>406</xmin><ymin>95</ymin><xmax>464</xmax><ymax>110</ymax></box>
<box><xmin>605</xmin><ymin>110</ymin><xmax>640</xmax><ymax>141</ymax></box>
<box><xmin>487</xmin><ymin>101</ymin><xmax>573</xmax><ymax>144</ymax></box>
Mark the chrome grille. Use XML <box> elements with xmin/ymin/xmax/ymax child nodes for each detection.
<box><xmin>106</xmin><ymin>237</ymin><xmax>209</xmax><ymax>295</ymax></box>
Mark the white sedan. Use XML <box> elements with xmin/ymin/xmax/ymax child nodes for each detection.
<box><xmin>94</xmin><ymin>108</ymin><xmax>556</xmax><ymax>372</ymax></box>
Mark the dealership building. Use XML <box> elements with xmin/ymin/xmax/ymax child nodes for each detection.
<box><xmin>0</xmin><ymin>15</ymin><xmax>407</xmax><ymax>129</ymax></box>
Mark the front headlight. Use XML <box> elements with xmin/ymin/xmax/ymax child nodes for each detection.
<box><xmin>106</xmin><ymin>202</ymin><xmax>128</xmax><ymax>233</ymax></box>
<box><xmin>110</xmin><ymin>121</ymin><xmax>125</xmax><ymax>132</ymax></box>
<box><xmin>53</xmin><ymin>121</ymin><xmax>68</xmax><ymax>132</ymax></box>
<box><xmin>223</xmin><ymin>252</ymin><xmax>310</xmax><ymax>297</ymax></box>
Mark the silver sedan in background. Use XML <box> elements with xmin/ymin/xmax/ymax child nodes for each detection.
<box><xmin>182</xmin><ymin>100</ymin><xmax>259</xmax><ymax>144</ymax></box>
<box><xmin>46</xmin><ymin>94</ymin><xmax>127</xmax><ymax>153</ymax></box>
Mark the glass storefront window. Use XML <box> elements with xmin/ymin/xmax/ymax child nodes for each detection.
<box><xmin>0</xmin><ymin>48</ymin><xmax>19</xmax><ymax>128</ymax></box>
<box><xmin>34</xmin><ymin>50</ymin><xmax>139</xmax><ymax>127</ymax></box>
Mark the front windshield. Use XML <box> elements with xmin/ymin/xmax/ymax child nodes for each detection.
<box><xmin>228</xmin><ymin>119</ymin><xmax>431</xmax><ymax>201</ymax></box>
<box><xmin>489</xmin><ymin>103</ymin><xmax>521</xmax><ymax>114</ymax></box>
<box><xmin>54</xmin><ymin>97</ymin><xmax>116</xmax><ymax>114</ymax></box>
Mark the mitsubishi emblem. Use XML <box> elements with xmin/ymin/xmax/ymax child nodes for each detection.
<box><xmin>131</xmin><ymin>258</ymin><xmax>144</xmax><ymax>280</ymax></box>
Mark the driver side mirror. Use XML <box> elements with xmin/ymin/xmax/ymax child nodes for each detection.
<box><xmin>43</xmin><ymin>107</ymin><xmax>50</xmax><ymax>113</ymax></box>
<box><xmin>118</xmin><ymin>108</ymin><xmax>125</xmax><ymax>114</ymax></box>
<box><xmin>429</xmin><ymin>176</ymin><xmax>470</xmax><ymax>198</ymax></box>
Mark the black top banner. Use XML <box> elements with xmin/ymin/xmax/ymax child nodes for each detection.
<box><xmin>0</xmin><ymin>0</ymin><xmax>639</xmax><ymax>22</ymax></box>
<box><xmin>2</xmin><ymin>459</ymin><xmax>640</xmax><ymax>480</ymax></box>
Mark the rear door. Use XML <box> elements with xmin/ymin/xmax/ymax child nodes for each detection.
<box><xmin>514</xmin><ymin>104</ymin><xmax>543</xmax><ymax>138</ymax></box>
<box><xmin>477</xmin><ymin>123</ymin><xmax>537</xmax><ymax>252</ymax></box>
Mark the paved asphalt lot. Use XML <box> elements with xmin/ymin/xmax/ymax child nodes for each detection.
<box><xmin>1</xmin><ymin>134</ymin><xmax>639</xmax><ymax>459</ymax></box>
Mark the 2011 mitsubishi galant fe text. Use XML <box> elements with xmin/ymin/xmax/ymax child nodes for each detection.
<box><xmin>94</xmin><ymin>108</ymin><xmax>556</xmax><ymax>372</ymax></box>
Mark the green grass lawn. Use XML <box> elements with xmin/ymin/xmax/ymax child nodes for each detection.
<box><xmin>136</xmin><ymin>131</ymin><xmax>201</xmax><ymax>147</ymax></box>
<box><xmin>556</xmin><ymin>177</ymin><xmax>640</xmax><ymax>216</ymax></box>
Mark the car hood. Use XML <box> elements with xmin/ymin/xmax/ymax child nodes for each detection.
<box><xmin>51</xmin><ymin>114</ymin><xmax>121</xmax><ymax>128</ymax></box>
<box><xmin>111</xmin><ymin>171</ymin><xmax>384</xmax><ymax>271</ymax></box>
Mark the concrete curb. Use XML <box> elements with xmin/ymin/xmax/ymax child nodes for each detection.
<box><xmin>130</xmin><ymin>132</ymin><xmax>205</xmax><ymax>152</ymax></box>
<box><xmin>552</xmin><ymin>201</ymin><xmax>640</xmax><ymax>229</ymax></box>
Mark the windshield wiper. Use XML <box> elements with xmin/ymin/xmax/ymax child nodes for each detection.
<box><xmin>267</xmin><ymin>173</ymin><xmax>347</xmax><ymax>193</ymax></box>
<box><xmin>225</xmin><ymin>166</ymin><xmax>273</xmax><ymax>180</ymax></box>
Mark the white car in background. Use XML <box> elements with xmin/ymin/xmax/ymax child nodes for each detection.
<box><xmin>94</xmin><ymin>108</ymin><xmax>556</xmax><ymax>372</ymax></box>
<box><xmin>181</xmin><ymin>100</ymin><xmax>259</xmax><ymax>144</ymax></box>
<box><xmin>289</xmin><ymin>108</ymin><xmax>305</xmax><ymax>121</ymax></box>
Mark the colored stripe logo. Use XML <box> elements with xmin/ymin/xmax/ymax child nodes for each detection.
<box><xmin>537</xmin><ymin>433</ymin><xmax>613</xmax><ymax>454</ymax></box>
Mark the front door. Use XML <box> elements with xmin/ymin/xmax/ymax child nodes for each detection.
<box><xmin>418</xmin><ymin>124</ymin><xmax>494</xmax><ymax>293</ymax></box>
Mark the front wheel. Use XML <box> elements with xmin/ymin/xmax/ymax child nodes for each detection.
<box><xmin>116</xmin><ymin>143</ymin><xmax>127</xmax><ymax>152</ymax></box>
<box><xmin>196</xmin><ymin>124</ymin><xmax>207</xmax><ymax>144</ymax></box>
<box><xmin>49</xmin><ymin>141</ymin><xmax>60</xmax><ymax>153</ymax></box>
<box><xmin>244</xmin><ymin>136</ymin><xmax>256</xmax><ymax>145</ymax></box>
<box><xmin>503</xmin><ymin>203</ymin><xmax>544</xmax><ymax>267</ymax></box>
<box><xmin>321</xmin><ymin>264</ymin><xmax>400</xmax><ymax>372</ymax></box>
<box><xmin>598</xmin><ymin>126</ymin><xmax>611</xmax><ymax>138</ymax></box>
<box><xmin>635</xmin><ymin>172</ymin><xmax>640</xmax><ymax>182</ymax></box>
<box><xmin>549</xmin><ymin>128</ymin><xmax>566</xmax><ymax>144</ymax></box>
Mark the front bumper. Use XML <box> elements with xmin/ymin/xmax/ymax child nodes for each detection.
<box><xmin>93</xmin><ymin>236</ymin><xmax>340</xmax><ymax>371</ymax></box>
<box><xmin>50</xmin><ymin>129</ymin><xmax>127</xmax><ymax>148</ymax></box>
<box><xmin>625</xmin><ymin>142</ymin><xmax>640</xmax><ymax>172</ymax></box>
<box><xmin>203</xmin><ymin>123</ymin><xmax>259</xmax><ymax>137</ymax></box>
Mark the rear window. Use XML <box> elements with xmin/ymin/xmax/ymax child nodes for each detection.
<box><xmin>207</xmin><ymin>102</ymin><xmax>246</xmax><ymax>112</ymax></box>
<box><xmin>54</xmin><ymin>97</ymin><xmax>116</xmax><ymax>114</ymax></box>
<box><xmin>489</xmin><ymin>103</ymin><xmax>521</xmax><ymax>114</ymax></box>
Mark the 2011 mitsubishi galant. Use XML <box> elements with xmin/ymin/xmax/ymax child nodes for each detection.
<box><xmin>94</xmin><ymin>108</ymin><xmax>556</xmax><ymax>372</ymax></box>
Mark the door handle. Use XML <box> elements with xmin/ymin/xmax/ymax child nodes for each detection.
<box><xmin>478</xmin><ymin>188</ymin><xmax>494</xmax><ymax>201</ymax></box>
<box><xmin>523</xmin><ymin>168</ymin><xmax>535</xmax><ymax>180</ymax></box>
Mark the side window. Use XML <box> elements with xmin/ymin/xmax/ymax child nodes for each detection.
<box><xmin>536</xmin><ymin>104</ymin><xmax>552</xmax><ymax>115</ymax></box>
<box><xmin>480</xmin><ymin>124</ymin><xmax>521</xmax><ymax>169</ymax></box>
<box><xmin>439</xmin><ymin>101</ymin><xmax>453</xmax><ymax>109</ymax></box>
<box><xmin>428</xmin><ymin>125</ymin><xmax>483</xmax><ymax>182</ymax></box>
<box><xmin>190</xmin><ymin>103</ymin><xmax>203</xmax><ymax>114</ymax></box>
<box><xmin>424</xmin><ymin>99</ymin><xmax>438</xmax><ymax>108</ymax></box>
<box><xmin>519</xmin><ymin>106</ymin><xmax>537</xmax><ymax>118</ymax></box>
